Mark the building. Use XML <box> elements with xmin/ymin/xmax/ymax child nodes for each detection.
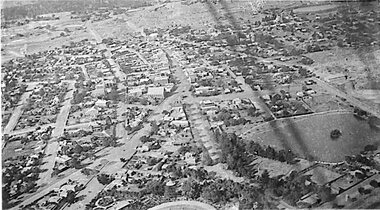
<box><xmin>95</xmin><ymin>99</ymin><xmax>108</xmax><ymax>107</ymax></box>
<box><xmin>147</xmin><ymin>87</ymin><xmax>165</xmax><ymax>99</ymax></box>
<box><xmin>128</xmin><ymin>88</ymin><xmax>143</xmax><ymax>97</ymax></box>
<box><xmin>325</xmin><ymin>73</ymin><xmax>346</xmax><ymax>84</ymax></box>
<box><xmin>154</xmin><ymin>75</ymin><xmax>169</xmax><ymax>86</ymax></box>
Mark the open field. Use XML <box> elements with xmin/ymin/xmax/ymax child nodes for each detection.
<box><xmin>242</xmin><ymin>112</ymin><xmax>380</xmax><ymax>162</ymax></box>
<box><xmin>1</xmin><ymin>12</ymin><xmax>94</xmax><ymax>62</ymax></box>
<box><xmin>2</xmin><ymin>139</ymin><xmax>39</xmax><ymax>160</ymax></box>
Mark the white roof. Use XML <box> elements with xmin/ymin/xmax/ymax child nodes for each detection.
<box><xmin>129</xmin><ymin>88</ymin><xmax>142</xmax><ymax>93</ymax></box>
<box><xmin>48</xmin><ymin>196</ymin><xmax>61</xmax><ymax>204</ymax></box>
<box><xmin>60</xmin><ymin>184</ymin><xmax>76</xmax><ymax>192</ymax></box>
<box><xmin>147</xmin><ymin>87</ymin><xmax>165</xmax><ymax>95</ymax></box>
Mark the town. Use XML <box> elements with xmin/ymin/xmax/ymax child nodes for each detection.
<box><xmin>1</xmin><ymin>0</ymin><xmax>380</xmax><ymax>209</ymax></box>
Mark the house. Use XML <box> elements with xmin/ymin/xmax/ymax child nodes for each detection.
<box><xmin>92</xmin><ymin>88</ymin><xmax>104</xmax><ymax>97</ymax></box>
<box><xmin>147</xmin><ymin>87</ymin><xmax>165</xmax><ymax>99</ymax></box>
<box><xmin>194</xmin><ymin>86</ymin><xmax>216</xmax><ymax>96</ymax></box>
<box><xmin>128</xmin><ymin>88</ymin><xmax>142</xmax><ymax>97</ymax></box>
<box><xmin>163</xmin><ymin>83</ymin><xmax>175</xmax><ymax>92</ymax></box>
<box><xmin>85</xmin><ymin>107</ymin><xmax>99</xmax><ymax>118</ymax></box>
<box><xmin>55</xmin><ymin>155</ymin><xmax>72</xmax><ymax>165</ymax></box>
<box><xmin>261</xmin><ymin>94</ymin><xmax>271</xmax><ymax>101</ymax></box>
<box><xmin>188</xmin><ymin>74</ymin><xmax>197</xmax><ymax>83</ymax></box>
<box><xmin>171</xmin><ymin>120</ymin><xmax>189</xmax><ymax>128</ymax></box>
<box><xmin>95</xmin><ymin>99</ymin><xmax>108</xmax><ymax>107</ymax></box>
<box><xmin>154</xmin><ymin>75</ymin><xmax>169</xmax><ymax>86</ymax></box>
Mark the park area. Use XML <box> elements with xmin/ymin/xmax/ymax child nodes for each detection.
<box><xmin>242</xmin><ymin>112</ymin><xmax>380</xmax><ymax>162</ymax></box>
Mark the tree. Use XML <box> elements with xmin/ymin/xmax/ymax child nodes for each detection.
<box><xmin>97</xmin><ymin>174</ymin><xmax>114</xmax><ymax>185</ymax></box>
<box><xmin>150</xmin><ymin>121</ymin><xmax>159</xmax><ymax>134</ymax></box>
<box><xmin>358</xmin><ymin>187</ymin><xmax>365</xmax><ymax>195</ymax></box>
<box><xmin>164</xmin><ymin>185</ymin><xmax>177</xmax><ymax>198</ymax></box>
<box><xmin>201</xmin><ymin>182</ymin><xmax>224</xmax><ymax>203</ymax></box>
<box><xmin>260</xmin><ymin>170</ymin><xmax>270</xmax><ymax>185</ymax></box>
<box><xmin>299</xmin><ymin>68</ymin><xmax>308</xmax><ymax>77</ymax></box>
<box><xmin>145</xmin><ymin>180</ymin><xmax>165</xmax><ymax>196</ymax></box>
<box><xmin>302</xmin><ymin>85</ymin><xmax>308</xmax><ymax>92</ymax></box>
<box><xmin>73</xmin><ymin>143</ymin><xmax>84</xmax><ymax>154</ymax></box>
<box><xmin>202</xmin><ymin>152</ymin><xmax>213</xmax><ymax>166</ymax></box>
<box><xmin>247</xmin><ymin>106</ymin><xmax>257</xmax><ymax>117</ymax></box>
<box><xmin>147</xmin><ymin>157</ymin><xmax>158</xmax><ymax>166</ymax></box>
<box><xmin>368</xmin><ymin>116</ymin><xmax>380</xmax><ymax>129</ymax></box>
<box><xmin>364</xmin><ymin>144</ymin><xmax>377</xmax><ymax>152</ymax></box>
<box><xmin>330</xmin><ymin>129</ymin><xmax>342</xmax><ymax>139</ymax></box>
<box><xmin>182</xmin><ymin>178</ymin><xmax>201</xmax><ymax>199</ymax></box>
<box><xmin>140</xmin><ymin>135</ymin><xmax>152</xmax><ymax>143</ymax></box>
<box><xmin>66</xmin><ymin>190</ymin><xmax>76</xmax><ymax>204</ymax></box>
<box><xmin>369</xmin><ymin>180</ymin><xmax>379</xmax><ymax>188</ymax></box>
<box><xmin>318</xmin><ymin>186</ymin><xmax>335</xmax><ymax>202</ymax></box>
<box><xmin>70</xmin><ymin>157</ymin><xmax>81</xmax><ymax>169</ymax></box>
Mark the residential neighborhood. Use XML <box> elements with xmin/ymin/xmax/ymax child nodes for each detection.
<box><xmin>1</xmin><ymin>0</ymin><xmax>380</xmax><ymax>210</ymax></box>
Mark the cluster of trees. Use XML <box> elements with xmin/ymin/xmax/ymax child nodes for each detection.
<box><xmin>215</xmin><ymin>130</ymin><xmax>297</xmax><ymax>177</ymax></box>
<box><xmin>357</xmin><ymin>179</ymin><xmax>380</xmax><ymax>196</ymax></box>
<box><xmin>260</xmin><ymin>170</ymin><xmax>325</xmax><ymax>205</ymax></box>
<box><xmin>213</xmin><ymin>109</ymin><xmax>249</xmax><ymax>127</ymax></box>
<box><xmin>139</xmin><ymin>135</ymin><xmax>155</xmax><ymax>144</ymax></box>
<box><xmin>345</xmin><ymin>144</ymin><xmax>378</xmax><ymax>167</ymax></box>
<box><xmin>245</xmin><ymin>141</ymin><xmax>297</xmax><ymax>164</ymax></box>
<box><xmin>247</xmin><ymin>106</ymin><xmax>260</xmax><ymax>117</ymax></box>
<box><xmin>126</xmin><ymin>96</ymin><xmax>150</xmax><ymax>105</ymax></box>
<box><xmin>254</xmin><ymin>32</ymin><xmax>282</xmax><ymax>48</ymax></box>
<box><xmin>177</xmin><ymin>145</ymin><xmax>202</xmax><ymax>156</ymax></box>
<box><xmin>2</xmin><ymin>154</ymin><xmax>45</xmax><ymax>208</ymax></box>
<box><xmin>140</xmin><ymin>169</ymin><xmax>264</xmax><ymax>208</ymax></box>
<box><xmin>212</xmin><ymin>131</ymin><xmax>320</xmax><ymax>205</ymax></box>
<box><xmin>71</xmin><ymin>89</ymin><xmax>89</xmax><ymax>104</ymax></box>
<box><xmin>200</xmin><ymin>179</ymin><xmax>262</xmax><ymax>208</ymax></box>
<box><xmin>215</xmin><ymin>131</ymin><xmax>255</xmax><ymax>177</ymax></box>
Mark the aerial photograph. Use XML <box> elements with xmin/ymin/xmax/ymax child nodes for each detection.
<box><xmin>1</xmin><ymin>0</ymin><xmax>379</xmax><ymax>209</ymax></box>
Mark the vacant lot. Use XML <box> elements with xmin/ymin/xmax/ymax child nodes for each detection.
<box><xmin>2</xmin><ymin>140</ymin><xmax>38</xmax><ymax>160</ymax></box>
<box><xmin>243</xmin><ymin>112</ymin><xmax>380</xmax><ymax>162</ymax></box>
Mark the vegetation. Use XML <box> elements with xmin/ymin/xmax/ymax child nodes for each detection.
<box><xmin>330</xmin><ymin>129</ymin><xmax>342</xmax><ymax>139</ymax></box>
<box><xmin>215</xmin><ymin>130</ymin><xmax>297</xmax><ymax>176</ymax></box>
<box><xmin>97</xmin><ymin>174</ymin><xmax>114</xmax><ymax>185</ymax></box>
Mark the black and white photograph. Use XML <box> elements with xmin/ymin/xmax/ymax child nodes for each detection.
<box><xmin>1</xmin><ymin>0</ymin><xmax>379</xmax><ymax>209</ymax></box>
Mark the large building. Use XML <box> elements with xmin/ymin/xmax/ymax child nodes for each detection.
<box><xmin>147</xmin><ymin>87</ymin><xmax>165</xmax><ymax>99</ymax></box>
